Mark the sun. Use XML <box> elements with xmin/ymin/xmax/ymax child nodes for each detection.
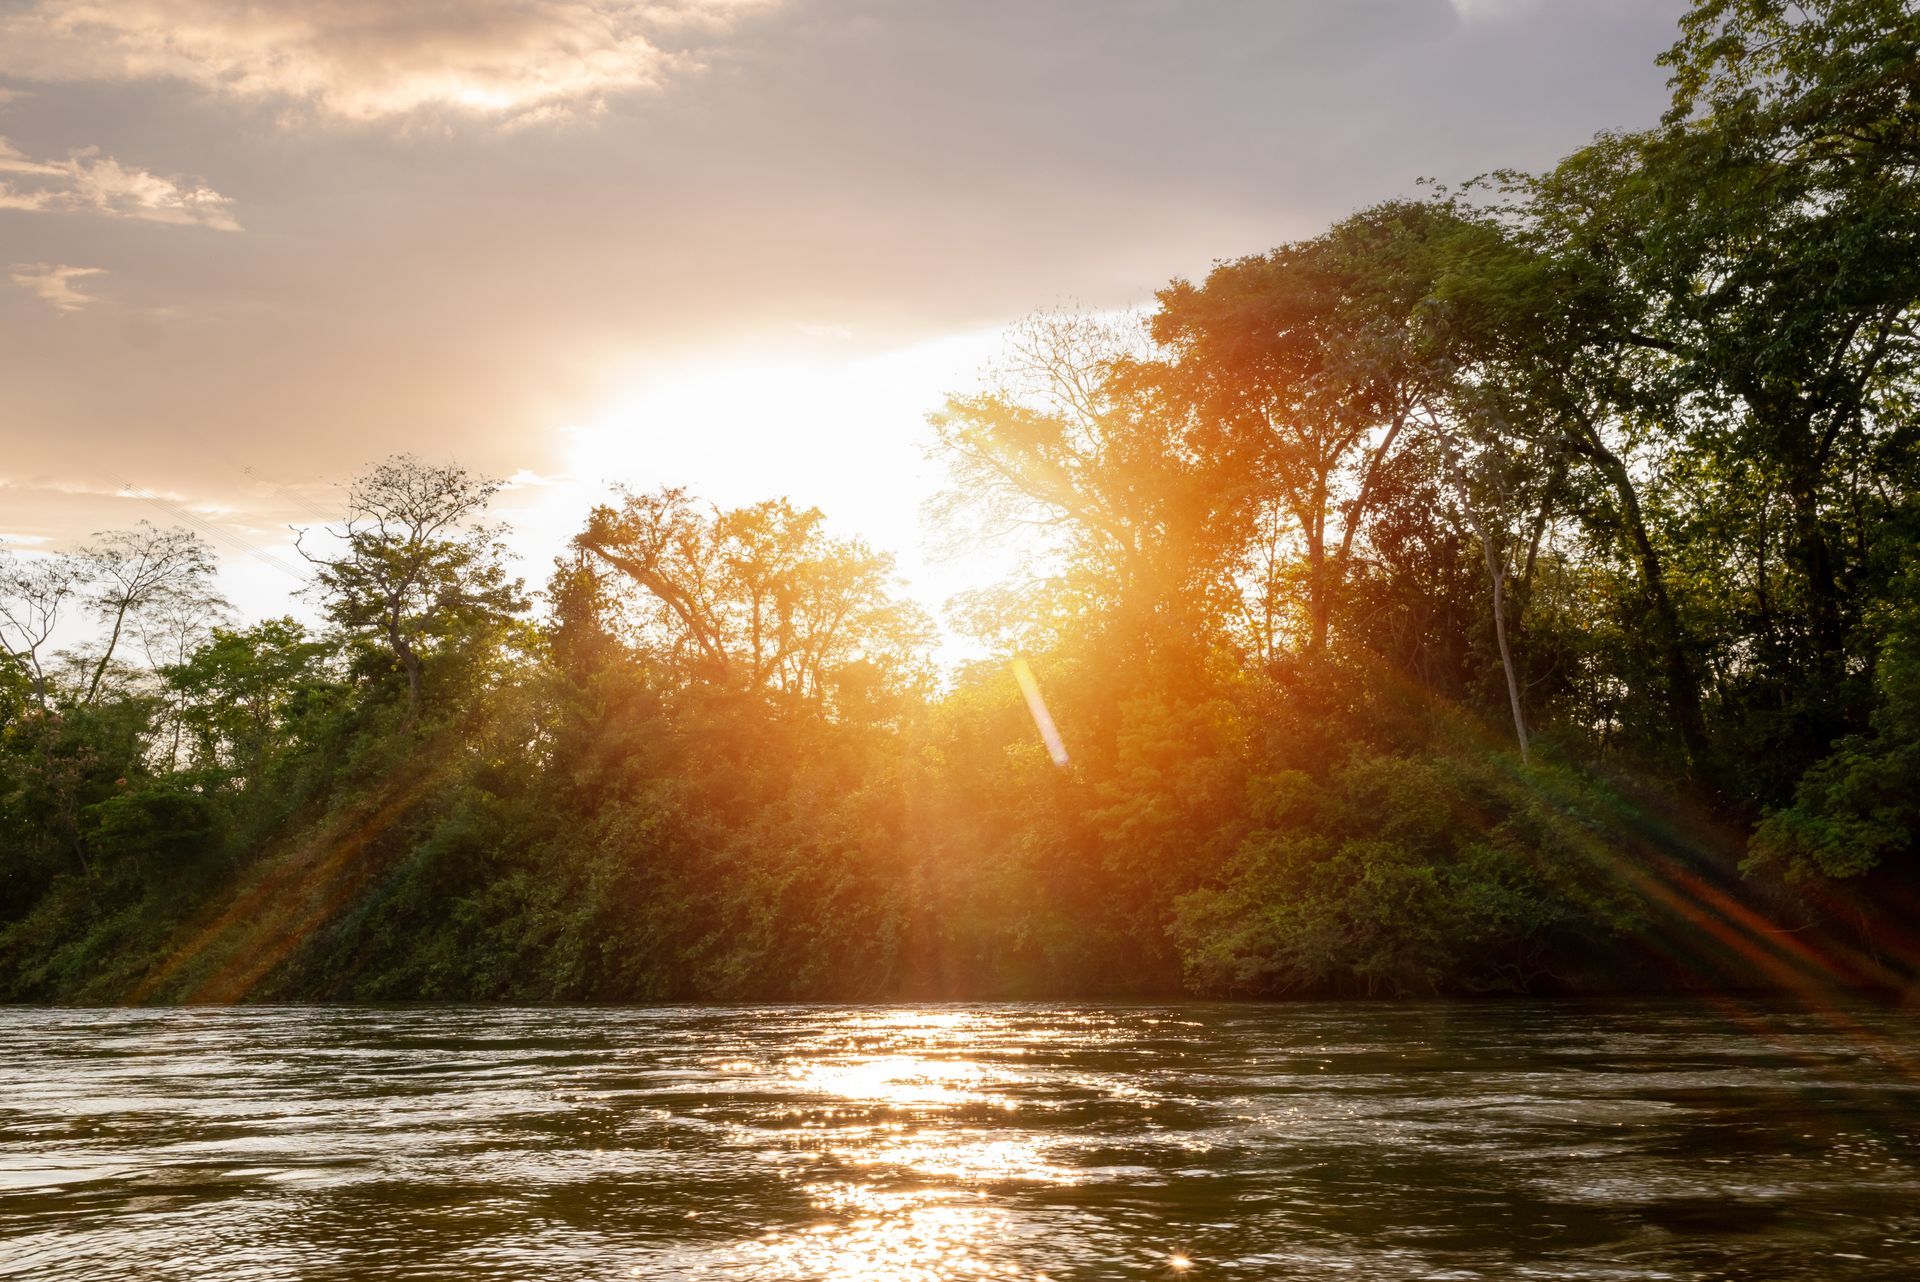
<box><xmin>549</xmin><ymin>327</ymin><xmax>1016</xmax><ymax>627</ymax></box>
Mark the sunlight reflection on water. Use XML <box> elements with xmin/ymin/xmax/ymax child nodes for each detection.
<box><xmin>2</xmin><ymin>1002</ymin><xmax>1919</xmax><ymax>1279</ymax></box>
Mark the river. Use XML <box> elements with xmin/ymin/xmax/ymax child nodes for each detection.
<box><xmin>2</xmin><ymin>1002</ymin><xmax>1917</xmax><ymax>1279</ymax></box>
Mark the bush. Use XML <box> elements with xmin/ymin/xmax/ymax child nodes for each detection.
<box><xmin>1172</xmin><ymin>752</ymin><xmax>1644</xmax><ymax>996</ymax></box>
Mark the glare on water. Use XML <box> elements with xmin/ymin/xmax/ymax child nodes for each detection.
<box><xmin>2</xmin><ymin>1002</ymin><xmax>1919</xmax><ymax>1280</ymax></box>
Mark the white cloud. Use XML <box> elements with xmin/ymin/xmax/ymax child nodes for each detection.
<box><xmin>0</xmin><ymin>0</ymin><xmax>784</xmax><ymax>125</ymax></box>
<box><xmin>9</xmin><ymin>262</ymin><xmax>105</xmax><ymax>312</ymax></box>
<box><xmin>0</xmin><ymin>136</ymin><xmax>239</xmax><ymax>228</ymax></box>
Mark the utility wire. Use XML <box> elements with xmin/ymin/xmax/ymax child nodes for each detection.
<box><xmin>239</xmin><ymin>465</ymin><xmax>341</xmax><ymax>526</ymax></box>
<box><xmin>117</xmin><ymin>479</ymin><xmax>310</xmax><ymax>584</ymax></box>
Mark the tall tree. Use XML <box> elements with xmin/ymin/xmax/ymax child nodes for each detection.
<box><xmin>1532</xmin><ymin>0</ymin><xmax>1920</xmax><ymax>758</ymax></box>
<box><xmin>164</xmin><ymin>618</ymin><xmax>329</xmax><ymax>783</ymax></box>
<box><xmin>0</xmin><ymin>551</ymin><xmax>86</xmax><ymax>709</ymax></box>
<box><xmin>1418</xmin><ymin>182</ymin><xmax>1722</xmax><ymax>777</ymax></box>
<box><xmin>930</xmin><ymin>311</ymin><xmax>1245</xmax><ymax>655</ymax></box>
<box><xmin>575</xmin><ymin>488</ymin><xmax>931</xmax><ymax>707</ymax></box>
<box><xmin>75</xmin><ymin>524</ymin><xmax>219</xmax><ymax>706</ymax></box>
<box><xmin>1153</xmin><ymin>203</ymin><xmax>1484</xmax><ymax>657</ymax></box>
<box><xmin>303</xmin><ymin>456</ymin><xmax>526</xmax><ymax>714</ymax></box>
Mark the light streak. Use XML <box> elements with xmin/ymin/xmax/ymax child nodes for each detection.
<box><xmin>1011</xmin><ymin>657</ymin><xmax>1069</xmax><ymax>766</ymax></box>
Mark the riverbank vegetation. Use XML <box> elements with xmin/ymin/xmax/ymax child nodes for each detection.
<box><xmin>3</xmin><ymin>0</ymin><xmax>1917</xmax><ymax>1002</ymax></box>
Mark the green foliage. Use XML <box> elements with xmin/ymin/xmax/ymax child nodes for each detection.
<box><xmin>302</xmin><ymin>455</ymin><xmax>528</xmax><ymax>713</ymax></box>
<box><xmin>1749</xmin><ymin>581</ymin><xmax>1920</xmax><ymax>881</ymax></box>
<box><xmin>1171</xmin><ymin>752</ymin><xmax>1645</xmax><ymax>997</ymax></box>
<box><xmin>85</xmin><ymin>785</ymin><xmax>220</xmax><ymax>868</ymax></box>
<box><xmin>0</xmin><ymin>654</ymin><xmax>31</xmax><ymax>729</ymax></box>
<box><xmin>3</xmin><ymin>0</ymin><xmax>1919</xmax><ymax>1003</ymax></box>
<box><xmin>165</xmin><ymin>617</ymin><xmax>332</xmax><ymax>781</ymax></box>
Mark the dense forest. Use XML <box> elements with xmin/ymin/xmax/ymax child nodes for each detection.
<box><xmin>2</xmin><ymin>0</ymin><xmax>1917</xmax><ymax>1003</ymax></box>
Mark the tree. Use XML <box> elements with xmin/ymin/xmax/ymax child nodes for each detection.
<box><xmin>1152</xmin><ymin>203</ymin><xmax>1487</xmax><ymax>657</ymax></box>
<box><xmin>930</xmin><ymin>311</ymin><xmax>1246</xmax><ymax>655</ymax></box>
<box><xmin>1525</xmin><ymin>0</ymin><xmax>1920</xmax><ymax>765</ymax></box>
<box><xmin>302</xmin><ymin>456</ymin><xmax>526</xmax><ymax>714</ymax></box>
<box><xmin>164</xmin><ymin>618</ymin><xmax>330</xmax><ymax>783</ymax></box>
<box><xmin>1437</xmin><ymin>431</ymin><xmax>1535</xmax><ymax>763</ymax></box>
<box><xmin>1425</xmin><ymin>177</ymin><xmax>1723</xmax><ymax>778</ymax></box>
<box><xmin>574</xmin><ymin>488</ymin><xmax>931</xmax><ymax>708</ymax></box>
<box><xmin>78</xmin><ymin>524</ymin><xmax>220</xmax><ymax>706</ymax></box>
<box><xmin>0</xmin><ymin>550</ymin><xmax>85</xmax><ymax>708</ymax></box>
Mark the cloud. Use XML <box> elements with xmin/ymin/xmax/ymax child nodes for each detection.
<box><xmin>0</xmin><ymin>0</ymin><xmax>783</xmax><ymax>124</ymax></box>
<box><xmin>10</xmin><ymin>263</ymin><xmax>105</xmax><ymax>312</ymax></box>
<box><xmin>0</xmin><ymin>137</ymin><xmax>240</xmax><ymax>228</ymax></box>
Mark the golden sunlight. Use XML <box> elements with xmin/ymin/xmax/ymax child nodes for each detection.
<box><xmin>1012</xmin><ymin>658</ymin><xmax>1070</xmax><ymax>766</ymax></box>
<box><xmin>560</xmin><ymin>331</ymin><xmax>1003</xmax><ymax>561</ymax></box>
<box><xmin>9</xmin><ymin>3</ymin><xmax>1919</xmax><ymax>1280</ymax></box>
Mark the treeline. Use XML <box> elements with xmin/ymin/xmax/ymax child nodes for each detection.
<box><xmin>3</xmin><ymin>0</ymin><xmax>1917</xmax><ymax>1002</ymax></box>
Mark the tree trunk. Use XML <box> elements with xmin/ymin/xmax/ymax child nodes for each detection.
<box><xmin>1305</xmin><ymin>501</ymin><xmax>1330</xmax><ymax>656</ymax></box>
<box><xmin>1573</xmin><ymin>424</ymin><xmax>1715</xmax><ymax>781</ymax></box>
<box><xmin>1478</xmin><ymin>526</ymin><xmax>1531</xmax><ymax>765</ymax></box>
<box><xmin>1785</xmin><ymin>466</ymin><xmax>1845</xmax><ymax>675</ymax></box>
<box><xmin>1444</xmin><ymin>447</ymin><xmax>1532</xmax><ymax>764</ymax></box>
<box><xmin>400</xmin><ymin>646</ymin><xmax>421</xmax><ymax>713</ymax></box>
<box><xmin>84</xmin><ymin>601</ymin><xmax>131</xmax><ymax>705</ymax></box>
<box><xmin>388</xmin><ymin>609</ymin><xmax>422</xmax><ymax>714</ymax></box>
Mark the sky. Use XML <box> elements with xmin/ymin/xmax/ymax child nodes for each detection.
<box><xmin>0</xmin><ymin>0</ymin><xmax>1686</xmax><ymax>635</ymax></box>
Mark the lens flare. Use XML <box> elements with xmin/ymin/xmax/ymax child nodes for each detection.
<box><xmin>1011</xmin><ymin>657</ymin><xmax>1069</xmax><ymax>766</ymax></box>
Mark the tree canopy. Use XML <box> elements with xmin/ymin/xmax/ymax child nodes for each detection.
<box><xmin>3</xmin><ymin>0</ymin><xmax>1918</xmax><ymax>1003</ymax></box>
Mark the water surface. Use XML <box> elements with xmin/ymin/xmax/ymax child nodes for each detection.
<box><xmin>3</xmin><ymin>1002</ymin><xmax>1918</xmax><ymax>1279</ymax></box>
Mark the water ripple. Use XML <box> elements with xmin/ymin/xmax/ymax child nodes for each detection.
<box><xmin>2</xmin><ymin>1002</ymin><xmax>1918</xmax><ymax>1279</ymax></box>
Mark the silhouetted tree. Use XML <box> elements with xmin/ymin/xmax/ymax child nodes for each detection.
<box><xmin>302</xmin><ymin>456</ymin><xmax>526</xmax><ymax>714</ymax></box>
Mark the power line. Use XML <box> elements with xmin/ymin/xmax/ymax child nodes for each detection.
<box><xmin>238</xmin><ymin>465</ymin><xmax>341</xmax><ymax>525</ymax></box>
<box><xmin>116</xmin><ymin>480</ymin><xmax>311</xmax><ymax>585</ymax></box>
